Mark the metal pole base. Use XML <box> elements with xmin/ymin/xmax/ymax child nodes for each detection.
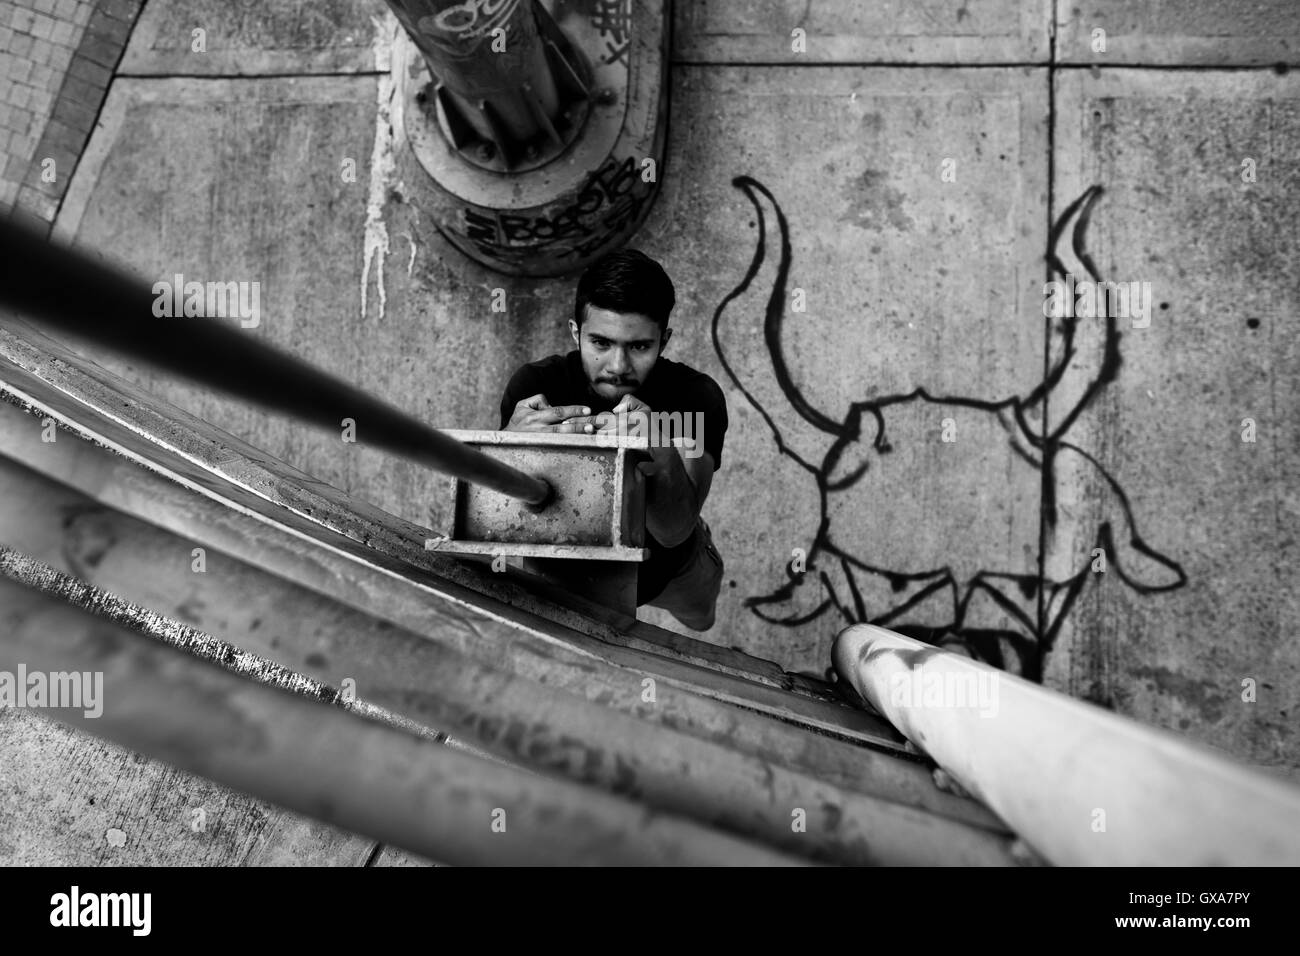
<box><xmin>394</xmin><ymin>0</ymin><xmax>671</xmax><ymax>277</ymax></box>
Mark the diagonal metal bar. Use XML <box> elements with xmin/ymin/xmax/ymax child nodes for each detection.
<box><xmin>0</xmin><ymin>216</ymin><xmax>553</xmax><ymax>508</ymax></box>
<box><xmin>834</xmin><ymin>623</ymin><xmax>1300</xmax><ymax>866</ymax></box>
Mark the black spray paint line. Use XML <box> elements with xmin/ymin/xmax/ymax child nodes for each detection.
<box><xmin>711</xmin><ymin>176</ymin><xmax>1186</xmax><ymax>682</ymax></box>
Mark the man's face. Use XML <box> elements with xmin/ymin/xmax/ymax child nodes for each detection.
<box><xmin>570</xmin><ymin>306</ymin><xmax>670</xmax><ymax>402</ymax></box>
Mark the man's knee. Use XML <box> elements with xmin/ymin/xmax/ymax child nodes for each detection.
<box><xmin>651</xmin><ymin>521</ymin><xmax>723</xmax><ymax>630</ymax></box>
<box><xmin>690</xmin><ymin>604</ymin><xmax>717</xmax><ymax>631</ymax></box>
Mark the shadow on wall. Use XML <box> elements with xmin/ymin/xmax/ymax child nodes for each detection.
<box><xmin>712</xmin><ymin>176</ymin><xmax>1187</xmax><ymax>683</ymax></box>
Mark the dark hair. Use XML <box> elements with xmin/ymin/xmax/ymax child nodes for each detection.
<box><xmin>574</xmin><ymin>249</ymin><xmax>675</xmax><ymax>331</ymax></box>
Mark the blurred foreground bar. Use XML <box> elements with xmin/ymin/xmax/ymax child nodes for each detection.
<box><xmin>835</xmin><ymin>623</ymin><xmax>1300</xmax><ymax>865</ymax></box>
<box><xmin>0</xmin><ymin>570</ymin><xmax>805</xmax><ymax>867</ymax></box>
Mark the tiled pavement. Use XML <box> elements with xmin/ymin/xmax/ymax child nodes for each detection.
<box><xmin>1</xmin><ymin>0</ymin><xmax>140</xmax><ymax>223</ymax></box>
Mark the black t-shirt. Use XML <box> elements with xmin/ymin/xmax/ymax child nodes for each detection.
<box><xmin>498</xmin><ymin>350</ymin><xmax>728</xmax><ymax>604</ymax></box>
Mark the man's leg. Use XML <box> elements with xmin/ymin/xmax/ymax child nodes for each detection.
<box><xmin>644</xmin><ymin>518</ymin><xmax>724</xmax><ymax>630</ymax></box>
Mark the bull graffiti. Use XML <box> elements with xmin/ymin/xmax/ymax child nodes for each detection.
<box><xmin>711</xmin><ymin>176</ymin><xmax>1186</xmax><ymax>681</ymax></box>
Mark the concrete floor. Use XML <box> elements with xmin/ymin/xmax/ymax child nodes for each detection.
<box><xmin>3</xmin><ymin>0</ymin><xmax>1299</xmax><ymax>862</ymax></box>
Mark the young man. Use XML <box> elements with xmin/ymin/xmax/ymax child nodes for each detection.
<box><xmin>499</xmin><ymin>249</ymin><xmax>728</xmax><ymax>630</ymax></box>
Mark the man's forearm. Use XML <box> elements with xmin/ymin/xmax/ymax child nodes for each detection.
<box><xmin>643</xmin><ymin>446</ymin><xmax>699</xmax><ymax>547</ymax></box>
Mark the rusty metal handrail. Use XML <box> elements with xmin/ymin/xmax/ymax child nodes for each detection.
<box><xmin>0</xmin><ymin>216</ymin><xmax>553</xmax><ymax>507</ymax></box>
<box><xmin>833</xmin><ymin>623</ymin><xmax>1300</xmax><ymax>865</ymax></box>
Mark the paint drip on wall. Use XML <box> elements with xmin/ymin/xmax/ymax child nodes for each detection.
<box><xmin>361</xmin><ymin>12</ymin><xmax>401</xmax><ymax>321</ymax></box>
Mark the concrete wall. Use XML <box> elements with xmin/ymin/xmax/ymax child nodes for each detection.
<box><xmin>4</xmin><ymin>0</ymin><xmax>1298</xmax><ymax>862</ymax></box>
